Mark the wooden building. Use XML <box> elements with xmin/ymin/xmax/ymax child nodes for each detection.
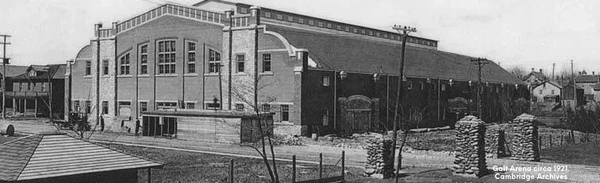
<box><xmin>0</xmin><ymin>132</ymin><xmax>162</xmax><ymax>183</ymax></box>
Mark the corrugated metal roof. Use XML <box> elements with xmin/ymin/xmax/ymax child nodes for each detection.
<box><xmin>266</xmin><ymin>24</ymin><xmax>524</xmax><ymax>85</ymax></box>
<box><xmin>0</xmin><ymin>133</ymin><xmax>162</xmax><ymax>181</ymax></box>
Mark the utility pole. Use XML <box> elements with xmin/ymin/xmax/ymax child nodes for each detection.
<box><xmin>391</xmin><ymin>25</ymin><xmax>416</xmax><ymax>183</ymax></box>
<box><xmin>470</xmin><ymin>57</ymin><xmax>489</xmax><ymax>119</ymax></box>
<box><xmin>0</xmin><ymin>34</ymin><xmax>11</xmax><ymax>119</ymax></box>
<box><xmin>571</xmin><ymin>60</ymin><xmax>575</xmax><ymax>105</ymax></box>
<box><xmin>552</xmin><ymin>63</ymin><xmax>556</xmax><ymax>81</ymax></box>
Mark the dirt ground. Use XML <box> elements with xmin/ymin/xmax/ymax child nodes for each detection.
<box><xmin>3</xmin><ymin>118</ymin><xmax>600</xmax><ymax>182</ymax></box>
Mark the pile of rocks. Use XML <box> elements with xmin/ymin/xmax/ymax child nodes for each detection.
<box><xmin>508</xmin><ymin>113</ymin><xmax>539</xmax><ymax>161</ymax></box>
<box><xmin>453</xmin><ymin>115</ymin><xmax>487</xmax><ymax>177</ymax></box>
<box><xmin>364</xmin><ymin>137</ymin><xmax>393</xmax><ymax>179</ymax></box>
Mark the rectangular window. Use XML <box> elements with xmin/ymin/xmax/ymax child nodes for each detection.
<box><xmin>323</xmin><ymin>76</ymin><xmax>330</xmax><ymax>86</ymax></box>
<box><xmin>262</xmin><ymin>54</ymin><xmax>271</xmax><ymax>72</ymax></box>
<box><xmin>28</xmin><ymin>82</ymin><xmax>34</xmax><ymax>91</ymax></box>
<box><xmin>235</xmin><ymin>104</ymin><xmax>244</xmax><ymax>111</ymax></box>
<box><xmin>102</xmin><ymin>101</ymin><xmax>108</xmax><ymax>115</ymax></box>
<box><xmin>261</xmin><ymin>104</ymin><xmax>270</xmax><ymax>112</ymax></box>
<box><xmin>187</xmin><ymin>42</ymin><xmax>196</xmax><ymax>73</ymax></box>
<box><xmin>41</xmin><ymin>83</ymin><xmax>45</xmax><ymax>92</ymax></box>
<box><xmin>539</xmin><ymin>90</ymin><xmax>542</xmax><ymax>95</ymax></box>
<box><xmin>119</xmin><ymin>53</ymin><xmax>130</xmax><ymax>75</ymax></box>
<box><xmin>281</xmin><ymin>105</ymin><xmax>289</xmax><ymax>122</ymax></box>
<box><xmin>140</xmin><ymin>102</ymin><xmax>148</xmax><ymax>113</ymax></box>
<box><xmin>407</xmin><ymin>81</ymin><xmax>413</xmax><ymax>90</ymax></box>
<box><xmin>420</xmin><ymin>82</ymin><xmax>425</xmax><ymax>90</ymax></box>
<box><xmin>85</xmin><ymin>101</ymin><xmax>91</xmax><ymax>114</ymax></box>
<box><xmin>74</xmin><ymin>101</ymin><xmax>80</xmax><ymax>112</ymax></box>
<box><xmin>441</xmin><ymin>84</ymin><xmax>446</xmax><ymax>91</ymax></box>
<box><xmin>551</xmin><ymin>90</ymin><xmax>555</xmax><ymax>95</ymax></box>
<box><xmin>140</xmin><ymin>45</ymin><xmax>148</xmax><ymax>74</ymax></box>
<box><xmin>208</xmin><ymin>49</ymin><xmax>221</xmax><ymax>73</ymax></box>
<box><xmin>19</xmin><ymin>83</ymin><xmax>23</xmax><ymax>91</ymax></box>
<box><xmin>236</xmin><ymin>54</ymin><xmax>245</xmax><ymax>73</ymax></box>
<box><xmin>156</xmin><ymin>102</ymin><xmax>177</xmax><ymax>110</ymax></box>
<box><xmin>157</xmin><ymin>40</ymin><xmax>176</xmax><ymax>74</ymax></box>
<box><xmin>85</xmin><ymin>61</ymin><xmax>91</xmax><ymax>76</ymax></box>
<box><xmin>103</xmin><ymin>60</ymin><xmax>109</xmax><ymax>75</ymax></box>
<box><xmin>186</xmin><ymin>102</ymin><xmax>195</xmax><ymax>109</ymax></box>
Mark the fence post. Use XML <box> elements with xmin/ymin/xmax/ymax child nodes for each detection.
<box><xmin>292</xmin><ymin>155</ymin><xmax>296</xmax><ymax>183</ymax></box>
<box><xmin>319</xmin><ymin>153</ymin><xmax>323</xmax><ymax>180</ymax></box>
<box><xmin>230</xmin><ymin>159</ymin><xmax>234</xmax><ymax>183</ymax></box>
<box><xmin>561</xmin><ymin>135</ymin><xmax>563</xmax><ymax>146</ymax></box>
<box><xmin>538</xmin><ymin>135</ymin><xmax>542</xmax><ymax>150</ymax></box>
<box><xmin>341</xmin><ymin>151</ymin><xmax>345</xmax><ymax>182</ymax></box>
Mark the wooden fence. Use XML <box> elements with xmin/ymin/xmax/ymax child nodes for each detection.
<box><xmin>228</xmin><ymin>151</ymin><xmax>345</xmax><ymax>183</ymax></box>
<box><xmin>538</xmin><ymin>132</ymin><xmax>599</xmax><ymax>151</ymax></box>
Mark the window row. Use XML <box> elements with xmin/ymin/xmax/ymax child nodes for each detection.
<box><xmin>234</xmin><ymin>103</ymin><xmax>289</xmax><ymax>122</ymax></box>
<box><xmin>12</xmin><ymin>82</ymin><xmax>48</xmax><ymax>92</ymax></box>
<box><xmin>84</xmin><ymin>45</ymin><xmax>275</xmax><ymax>76</ymax></box>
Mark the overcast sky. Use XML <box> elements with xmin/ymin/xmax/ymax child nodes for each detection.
<box><xmin>1</xmin><ymin>0</ymin><xmax>599</xmax><ymax>75</ymax></box>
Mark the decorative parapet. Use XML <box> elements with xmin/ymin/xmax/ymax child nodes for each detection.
<box><xmin>115</xmin><ymin>4</ymin><xmax>226</xmax><ymax>34</ymax></box>
<box><xmin>235</xmin><ymin>4</ymin><xmax>438</xmax><ymax>48</ymax></box>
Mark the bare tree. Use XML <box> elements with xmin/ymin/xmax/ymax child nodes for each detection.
<box><xmin>227</xmin><ymin>75</ymin><xmax>281</xmax><ymax>183</ymax></box>
<box><xmin>507</xmin><ymin>66</ymin><xmax>528</xmax><ymax>80</ymax></box>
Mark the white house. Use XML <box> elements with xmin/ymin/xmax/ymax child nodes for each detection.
<box><xmin>532</xmin><ymin>81</ymin><xmax>561</xmax><ymax>103</ymax></box>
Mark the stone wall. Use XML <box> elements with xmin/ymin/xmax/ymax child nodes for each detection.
<box><xmin>453</xmin><ymin>115</ymin><xmax>486</xmax><ymax>177</ymax></box>
<box><xmin>364</xmin><ymin>137</ymin><xmax>393</xmax><ymax>179</ymax></box>
<box><xmin>484</xmin><ymin>113</ymin><xmax>539</xmax><ymax>161</ymax></box>
<box><xmin>507</xmin><ymin>113</ymin><xmax>539</xmax><ymax>161</ymax></box>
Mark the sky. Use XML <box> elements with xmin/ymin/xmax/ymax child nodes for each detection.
<box><xmin>1</xmin><ymin>0</ymin><xmax>599</xmax><ymax>76</ymax></box>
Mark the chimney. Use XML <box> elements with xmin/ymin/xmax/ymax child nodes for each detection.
<box><xmin>539</xmin><ymin>69</ymin><xmax>543</xmax><ymax>73</ymax></box>
<box><xmin>593</xmin><ymin>71</ymin><xmax>595</xmax><ymax>75</ymax></box>
<box><xmin>531</xmin><ymin>68</ymin><xmax>534</xmax><ymax>72</ymax></box>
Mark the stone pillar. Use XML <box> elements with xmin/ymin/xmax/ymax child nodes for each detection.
<box><xmin>509</xmin><ymin>113</ymin><xmax>539</xmax><ymax>161</ymax></box>
<box><xmin>364</xmin><ymin>137</ymin><xmax>393</xmax><ymax>179</ymax></box>
<box><xmin>453</xmin><ymin>115</ymin><xmax>487</xmax><ymax>177</ymax></box>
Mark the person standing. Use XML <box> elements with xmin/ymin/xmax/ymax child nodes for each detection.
<box><xmin>135</xmin><ymin>118</ymin><xmax>141</xmax><ymax>136</ymax></box>
<box><xmin>100</xmin><ymin>116</ymin><xmax>105</xmax><ymax>131</ymax></box>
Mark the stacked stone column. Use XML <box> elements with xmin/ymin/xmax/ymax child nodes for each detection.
<box><xmin>364</xmin><ymin>137</ymin><xmax>393</xmax><ymax>178</ymax></box>
<box><xmin>508</xmin><ymin>113</ymin><xmax>539</xmax><ymax>161</ymax></box>
<box><xmin>453</xmin><ymin>115</ymin><xmax>487</xmax><ymax>177</ymax></box>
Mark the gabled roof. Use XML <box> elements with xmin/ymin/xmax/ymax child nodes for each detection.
<box><xmin>525</xmin><ymin>71</ymin><xmax>547</xmax><ymax>81</ymax></box>
<box><xmin>13</xmin><ymin>64</ymin><xmax>67</xmax><ymax>80</ymax></box>
<box><xmin>0</xmin><ymin>65</ymin><xmax>29</xmax><ymax>78</ymax></box>
<box><xmin>0</xmin><ymin>133</ymin><xmax>162</xmax><ymax>181</ymax></box>
<box><xmin>534</xmin><ymin>81</ymin><xmax>562</xmax><ymax>90</ymax></box>
<box><xmin>267</xmin><ymin>24</ymin><xmax>524</xmax><ymax>84</ymax></box>
<box><xmin>574</xmin><ymin>75</ymin><xmax>600</xmax><ymax>83</ymax></box>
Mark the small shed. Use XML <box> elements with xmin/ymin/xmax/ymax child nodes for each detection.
<box><xmin>141</xmin><ymin>110</ymin><xmax>274</xmax><ymax>143</ymax></box>
<box><xmin>0</xmin><ymin>132</ymin><xmax>162</xmax><ymax>183</ymax></box>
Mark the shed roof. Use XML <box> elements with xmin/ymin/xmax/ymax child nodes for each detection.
<box><xmin>0</xmin><ymin>133</ymin><xmax>162</xmax><ymax>181</ymax></box>
<box><xmin>266</xmin><ymin>24</ymin><xmax>524</xmax><ymax>85</ymax></box>
<box><xmin>13</xmin><ymin>64</ymin><xmax>67</xmax><ymax>80</ymax></box>
<box><xmin>143</xmin><ymin>109</ymin><xmax>275</xmax><ymax>118</ymax></box>
<box><xmin>0</xmin><ymin>65</ymin><xmax>29</xmax><ymax>78</ymax></box>
<box><xmin>574</xmin><ymin>75</ymin><xmax>600</xmax><ymax>83</ymax></box>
